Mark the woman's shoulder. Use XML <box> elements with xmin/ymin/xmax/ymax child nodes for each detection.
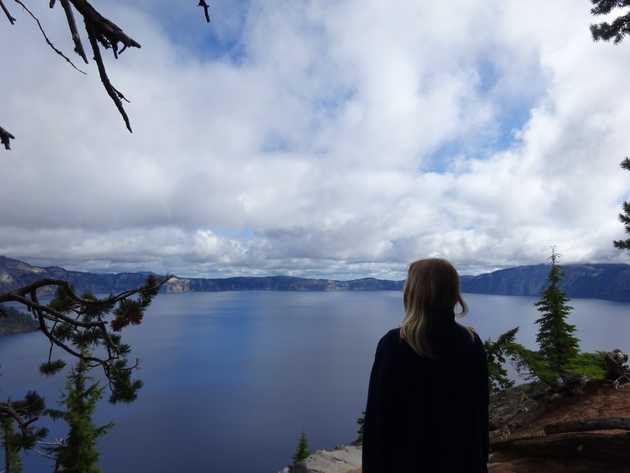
<box><xmin>376</xmin><ymin>327</ymin><xmax>403</xmax><ymax>351</ymax></box>
<box><xmin>457</xmin><ymin>324</ymin><xmax>485</xmax><ymax>353</ymax></box>
<box><xmin>382</xmin><ymin>327</ymin><xmax>402</xmax><ymax>343</ymax></box>
<box><xmin>454</xmin><ymin>323</ymin><xmax>485</xmax><ymax>347</ymax></box>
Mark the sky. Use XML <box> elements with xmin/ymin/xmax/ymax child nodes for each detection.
<box><xmin>2</xmin><ymin>0</ymin><xmax>630</xmax><ymax>280</ymax></box>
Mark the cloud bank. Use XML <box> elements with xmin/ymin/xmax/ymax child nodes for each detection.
<box><xmin>2</xmin><ymin>0</ymin><xmax>630</xmax><ymax>279</ymax></box>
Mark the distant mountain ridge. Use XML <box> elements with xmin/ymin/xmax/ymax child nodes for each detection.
<box><xmin>460</xmin><ymin>263</ymin><xmax>630</xmax><ymax>301</ymax></box>
<box><xmin>0</xmin><ymin>256</ymin><xmax>402</xmax><ymax>295</ymax></box>
<box><xmin>2</xmin><ymin>256</ymin><xmax>630</xmax><ymax>302</ymax></box>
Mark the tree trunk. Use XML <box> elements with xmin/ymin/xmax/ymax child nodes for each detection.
<box><xmin>544</xmin><ymin>417</ymin><xmax>630</xmax><ymax>435</ymax></box>
<box><xmin>491</xmin><ymin>432</ymin><xmax>630</xmax><ymax>463</ymax></box>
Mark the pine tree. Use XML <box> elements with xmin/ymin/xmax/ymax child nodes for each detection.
<box><xmin>2</xmin><ymin>416</ymin><xmax>23</xmax><ymax>473</ymax></box>
<box><xmin>355</xmin><ymin>411</ymin><xmax>365</xmax><ymax>444</ymax></box>
<box><xmin>0</xmin><ymin>276</ymin><xmax>166</xmax><ymax>470</ymax></box>
<box><xmin>534</xmin><ymin>249</ymin><xmax>580</xmax><ymax>378</ymax></box>
<box><xmin>484</xmin><ymin>327</ymin><xmax>520</xmax><ymax>392</ymax></box>
<box><xmin>50</xmin><ymin>357</ymin><xmax>112</xmax><ymax>473</ymax></box>
<box><xmin>590</xmin><ymin>0</ymin><xmax>630</xmax><ymax>44</ymax></box>
<box><xmin>0</xmin><ymin>391</ymin><xmax>47</xmax><ymax>473</ymax></box>
<box><xmin>614</xmin><ymin>158</ymin><xmax>630</xmax><ymax>249</ymax></box>
<box><xmin>292</xmin><ymin>432</ymin><xmax>310</xmax><ymax>466</ymax></box>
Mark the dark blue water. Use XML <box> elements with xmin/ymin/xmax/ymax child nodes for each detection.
<box><xmin>1</xmin><ymin>291</ymin><xmax>629</xmax><ymax>472</ymax></box>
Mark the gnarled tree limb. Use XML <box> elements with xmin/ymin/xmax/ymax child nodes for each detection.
<box><xmin>14</xmin><ymin>0</ymin><xmax>86</xmax><ymax>73</ymax></box>
<box><xmin>1</xmin><ymin>0</ymin><xmax>211</xmax><ymax>149</ymax></box>
<box><xmin>85</xmin><ymin>18</ymin><xmax>133</xmax><ymax>131</ymax></box>
<box><xmin>59</xmin><ymin>0</ymin><xmax>88</xmax><ymax>63</ymax></box>
<box><xmin>0</xmin><ymin>275</ymin><xmax>171</xmax><ymax>387</ymax></box>
<box><xmin>69</xmin><ymin>0</ymin><xmax>141</xmax><ymax>57</ymax></box>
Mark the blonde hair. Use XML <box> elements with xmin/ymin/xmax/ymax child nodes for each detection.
<box><xmin>400</xmin><ymin>258</ymin><xmax>472</xmax><ymax>356</ymax></box>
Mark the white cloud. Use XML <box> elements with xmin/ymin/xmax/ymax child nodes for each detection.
<box><xmin>1</xmin><ymin>0</ymin><xmax>630</xmax><ymax>279</ymax></box>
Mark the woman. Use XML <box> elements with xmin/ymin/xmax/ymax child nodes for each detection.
<box><xmin>362</xmin><ymin>258</ymin><xmax>489</xmax><ymax>473</ymax></box>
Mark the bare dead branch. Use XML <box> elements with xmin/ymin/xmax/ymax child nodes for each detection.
<box><xmin>198</xmin><ymin>0</ymin><xmax>210</xmax><ymax>23</ymax></box>
<box><xmin>59</xmin><ymin>0</ymin><xmax>88</xmax><ymax>63</ymax></box>
<box><xmin>13</xmin><ymin>0</ymin><xmax>86</xmax><ymax>74</ymax></box>
<box><xmin>69</xmin><ymin>0</ymin><xmax>141</xmax><ymax>56</ymax></box>
<box><xmin>0</xmin><ymin>126</ymin><xmax>15</xmax><ymax>150</ymax></box>
<box><xmin>84</xmin><ymin>15</ymin><xmax>132</xmax><ymax>131</ymax></box>
<box><xmin>0</xmin><ymin>0</ymin><xmax>15</xmax><ymax>24</ymax></box>
<box><xmin>1</xmin><ymin>0</ymin><xmax>211</xmax><ymax>142</ymax></box>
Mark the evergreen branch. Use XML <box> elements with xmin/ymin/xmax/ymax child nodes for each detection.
<box><xmin>0</xmin><ymin>404</ymin><xmax>32</xmax><ymax>435</ymax></box>
<box><xmin>2</xmin><ymin>293</ymin><xmax>105</xmax><ymax>329</ymax></box>
<box><xmin>0</xmin><ymin>275</ymin><xmax>170</xmax><ymax>306</ymax></box>
<box><xmin>590</xmin><ymin>0</ymin><xmax>630</xmax><ymax>16</ymax></box>
<box><xmin>0</xmin><ymin>276</ymin><xmax>170</xmax><ymax>395</ymax></box>
<box><xmin>591</xmin><ymin>1</ymin><xmax>630</xmax><ymax>43</ymax></box>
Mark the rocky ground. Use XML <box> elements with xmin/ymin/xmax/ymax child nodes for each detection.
<box><xmin>283</xmin><ymin>379</ymin><xmax>630</xmax><ymax>473</ymax></box>
<box><xmin>278</xmin><ymin>446</ymin><xmax>362</xmax><ymax>473</ymax></box>
<box><xmin>488</xmin><ymin>379</ymin><xmax>630</xmax><ymax>472</ymax></box>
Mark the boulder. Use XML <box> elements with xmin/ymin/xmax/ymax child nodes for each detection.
<box><xmin>279</xmin><ymin>446</ymin><xmax>361</xmax><ymax>473</ymax></box>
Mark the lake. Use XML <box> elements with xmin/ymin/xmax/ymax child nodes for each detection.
<box><xmin>1</xmin><ymin>291</ymin><xmax>629</xmax><ymax>472</ymax></box>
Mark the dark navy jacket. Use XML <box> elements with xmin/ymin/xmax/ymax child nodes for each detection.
<box><xmin>362</xmin><ymin>311</ymin><xmax>489</xmax><ymax>473</ymax></box>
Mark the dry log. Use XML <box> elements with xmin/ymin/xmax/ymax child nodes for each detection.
<box><xmin>545</xmin><ymin>417</ymin><xmax>630</xmax><ymax>435</ymax></box>
<box><xmin>491</xmin><ymin>431</ymin><xmax>630</xmax><ymax>463</ymax></box>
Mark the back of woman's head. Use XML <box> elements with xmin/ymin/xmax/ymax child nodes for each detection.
<box><xmin>400</xmin><ymin>258</ymin><xmax>468</xmax><ymax>356</ymax></box>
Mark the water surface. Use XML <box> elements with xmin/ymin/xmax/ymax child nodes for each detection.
<box><xmin>1</xmin><ymin>291</ymin><xmax>628</xmax><ymax>472</ymax></box>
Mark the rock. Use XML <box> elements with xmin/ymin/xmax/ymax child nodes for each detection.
<box><xmin>290</xmin><ymin>464</ymin><xmax>309</xmax><ymax>473</ymax></box>
<box><xmin>489</xmin><ymin>383</ymin><xmax>547</xmax><ymax>435</ymax></box>
<box><xmin>278</xmin><ymin>446</ymin><xmax>361</xmax><ymax>473</ymax></box>
<box><xmin>556</xmin><ymin>373</ymin><xmax>589</xmax><ymax>396</ymax></box>
<box><xmin>604</xmin><ymin>349</ymin><xmax>630</xmax><ymax>389</ymax></box>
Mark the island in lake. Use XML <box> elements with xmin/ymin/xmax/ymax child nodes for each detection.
<box><xmin>0</xmin><ymin>306</ymin><xmax>38</xmax><ymax>336</ymax></box>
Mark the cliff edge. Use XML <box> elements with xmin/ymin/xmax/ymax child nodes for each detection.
<box><xmin>281</xmin><ymin>380</ymin><xmax>630</xmax><ymax>473</ymax></box>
